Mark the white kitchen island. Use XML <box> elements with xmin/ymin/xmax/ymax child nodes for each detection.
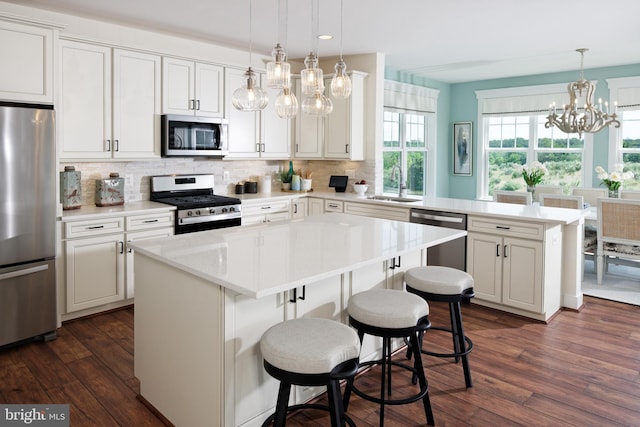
<box><xmin>129</xmin><ymin>213</ymin><xmax>466</xmax><ymax>427</ymax></box>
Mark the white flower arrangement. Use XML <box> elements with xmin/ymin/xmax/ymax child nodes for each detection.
<box><xmin>595</xmin><ymin>164</ymin><xmax>634</xmax><ymax>191</ymax></box>
<box><xmin>514</xmin><ymin>161</ymin><xmax>548</xmax><ymax>186</ymax></box>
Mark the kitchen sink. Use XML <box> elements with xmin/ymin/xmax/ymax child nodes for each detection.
<box><xmin>366</xmin><ymin>195</ymin><xmax>419</xmax><ymax>203</ymax></box>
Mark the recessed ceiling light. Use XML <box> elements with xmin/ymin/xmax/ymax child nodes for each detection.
<box><xmin>317</xmin><ymin>34</ymin><xmax>333</xmax><ymax>40</ymax></box>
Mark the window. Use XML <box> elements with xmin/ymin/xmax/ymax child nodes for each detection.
<box><xmin>383</xmin><ymin>80</ymin><xmax>439</xmax><ymax>199</ymax></box>
<box><xmin>477</xmin><ymin>84</ymin><xmax>589</xmax><ymax>200</ymax></box>
<box><xmin>383</xmin><ymin>109</ymin><xmax>429</xmax><ymax>197</ymax></box>
<box><xmin>619</xmin><ymin>109</ymin><xmax>640</xmax><ymax>189</ymax></box>
<box><xmin>484</xmin><ymin>115</ymin><xmax>584</xmax><ymax>197</ymax></box>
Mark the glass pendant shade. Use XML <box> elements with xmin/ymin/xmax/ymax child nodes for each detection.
<box><xmin>302</xmin><ymin>91</ymin><xmax>333</xmax><ymax>116</ymax></box>
<box><xmin>266</xmin><ymin>44</ymin><xmax>291</xmax><ymax>89</ymax></box>
<box><xmin>275</xmin><ymin>86</ymin><xmax>298</xmax><ymax>118</ymax></box>
<box><xmin>301</xmin><ymin>52</ymin><xmax>324</xmax><ymax>95</ymax></box>
<box><xmin>232</xmin><ymin>67</ymin><xmax>268</xmax><ymax>111</ymax></box>
<box><xmin>330</xmin><ymin>59</ymin><xmax>352</xmax><ymax>99</ymax></box>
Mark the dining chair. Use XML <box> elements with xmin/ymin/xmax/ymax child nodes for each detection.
<box><xmin>539</xmin><ymin>194</ymin><xmax>583</xmax><ymax>209</ymax></box>
<box><xmin>596</xmin><ymin>198</ymin><xmax>640</xmax><ymax>284</ymax></box>
<box><xmin>571</xmin><ymin>187</ymin><xmax>608</xmax><ymax>207</ymax></box>
<box><xmin>493</xmin><ymin>190</ymin><xmax>532</xmax><ymax>205</ymax></box>
<box><xmin>540</xmin><ymin>194</ymin><xmax>597</xmax><ymax>273</ymax></box>
<box><xmin>533</xmin><ymin>185</ymin><xmax>563</xmax><ymax>203</ymax></box>
<box><xmin>619</xmin><ymin>190</ymin><xmax>640</xmax><ymax>199</ymax></box>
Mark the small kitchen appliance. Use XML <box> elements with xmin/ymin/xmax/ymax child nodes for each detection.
<box><xmin>150</xmin><ymin>174</ymin><xmax>242</xmax><ymax>234</ymax></box>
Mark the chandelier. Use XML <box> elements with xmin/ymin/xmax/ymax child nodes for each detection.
<box><xmin>545</xmin><ymin>48</ymin><xmax>619</xmax><ymax>137</ymax></box>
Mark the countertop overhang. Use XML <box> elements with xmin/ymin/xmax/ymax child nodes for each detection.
<box><xmin>129</xmin><ymin>213</ymin><xmax>466</xmax><ymax>298</ymax></box>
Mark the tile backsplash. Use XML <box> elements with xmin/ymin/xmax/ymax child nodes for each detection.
<box><xmin>60</xmin><ymin>158</ymin><xmax>374</xmax><ymax>207</ymax></box>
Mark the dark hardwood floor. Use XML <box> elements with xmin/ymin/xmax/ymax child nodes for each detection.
<box><xmin>1</xmin><ymin>296</ymin><xmax>639</xmax><ymax>426</ymax></box>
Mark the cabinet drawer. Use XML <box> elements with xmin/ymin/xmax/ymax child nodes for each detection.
<box><xmin>324</xmin><ymin>200</ymin><xmax>344</xmax><ymax>212</ymax></box>
<box><xmin>64</xmin><ymin>217</ymin><xmax>125</xmax><ymax>239</ymax></box>
<box><xmin>126</xmin><ymin>212</ymin><xmax>174</xmax><ymax>231</ymax></box>
<box><xmin>242</xmin><ymin>200</ymin><xmax>291</xmax><ymax>216</ymax></box>
<box><xmin>344</xmin><ymin>202</ymin><xmax>410</xmax><ymax>221</ymax></box>
<box><xmin>467</xmin><ymin>216</ymin><xmax>544</xmax><ymax>240</ymax></box>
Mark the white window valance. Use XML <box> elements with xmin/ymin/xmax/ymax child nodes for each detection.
<box><xmin>384</xmin><ymin>80</ymin><xmax>439</xmax><ymax>113</ymax></box>
<box><xmin>607</xmin><ymin>76</ymin><xmax>640</xmax><ymax>110</ymax></box>
<box><xmin>476</xmin><ymin>83</ymin><xmax>570</xmax><ymax>116</ymax></box>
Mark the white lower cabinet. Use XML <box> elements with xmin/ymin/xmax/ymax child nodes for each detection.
<box><xmin>63</xmin><ymin>217</ymin><xmax>126</xmax><ymax>313</ymax></box>
<box><xmin>324</xmin><ymin>199</ymin><xmax>344</xmax><ymax>213</ymax></box>
<box><xmin>241</xmin><ymin>199</ymin><xmax>291</xmax><ymax>225</ymax></box>
<box><xmin>291</xmin><ymin>198</ymin><xmax>307</xmax><ymax>219</ymax></box>
<box><xmin>61</xmin><ymin>210</ymin><xmax>173</xmax><ymax>318</ymax></box>
<box><xmin>307</xmin><ymin>197</ymin><xmax>324</xmax><ymax>216</ymax></box>
<box><xmin>466</xmin><ymin>215</ymin><xmax>562</xmax><ymax>320</ymax></box>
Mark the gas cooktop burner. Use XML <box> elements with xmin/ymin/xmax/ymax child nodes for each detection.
<box><xmin>159</xmin><ymin>194</ymin><xmax>241</xmax><ymax>210</ymax></box>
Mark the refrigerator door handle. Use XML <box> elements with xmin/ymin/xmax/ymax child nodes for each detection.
<box><xmin>0</xmin><ymin>264</ymin><xmax>48</xmax><ymax>281</ymax></box>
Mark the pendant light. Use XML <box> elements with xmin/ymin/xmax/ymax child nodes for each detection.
<box><xmin>275</xmin><ymin>86</ymin><xmax>299</xmax><ymax>118</ymax></box>
<box><xmin>330</xmin><ymin>0</ymin><xmax>352</xmax><ymax>99</ymax></box>
<box><xmin>301</xmin><ymin>0</ymin><xmax>332</xmax><ymax>116</ymax></box>
<box><xmin>266</xmin><ymin>0</ymin><xmax>291</xmax><ymax>89</ymax></box>
<box><xmin>232</xmin><ymin>0</ymin><xmax>268</xmax><ymax>111</ymax></box>
<box><xmin>300</xmin><ymin>0</ymin><xmax>324</xmax><ymax>96</ymax></box>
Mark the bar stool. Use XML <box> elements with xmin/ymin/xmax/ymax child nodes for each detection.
<box><xmin>344</xmin><ymin>288</ymin><xmax>434</xmax><ymax>426</ymax></box>
<box><xmin>405</xmin><ymin>265</ymin><xmax>475</xmax><ymax>388</ymax></box>
<box><xmin>260</xmin><ymin>318</ymin><xmax>361</xmax><ymax>427</ymax></box>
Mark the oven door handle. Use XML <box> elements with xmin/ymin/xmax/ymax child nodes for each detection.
<box><xmin>178</xmin><ymin>212</ymin><xmax>241</xmax><ymax>225</ymax></box>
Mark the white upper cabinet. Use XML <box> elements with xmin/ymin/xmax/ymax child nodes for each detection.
<box><xmin>225</xmin><ymin>68</ymin><xmax>290</xmax><ymax>159</ymax></box>
<box><xmin>0</xmin><ymin>18</ymin><xmax>55</xmax><ymax>103</ymax></box>
<box><xmin>112</xmin><ymin>49</ymin><xmax>162</xmax><ymax>158</ymax></box>
<box><xmin>323</xmin><ymin>71</ymin><xmax>366</xmax><ymax>160</ymax></box>
<box><xmin>292</xmin><ymin>71</ymin><xmax>367</xmax><ymax>160</ymax></box>
<box><xmin>162</xmin><ymin>57</ymin><xmax>224</xmax><ymax>118</ymax></box>
<box><xmin>292</xmin><ymin>78</ymin><xmax>323</xmax><ymax>159</ymax></box>
<box><xmin>59</xmin><ymin>40</ymin><xmax>161</xmax><ymax>160</ymax></box>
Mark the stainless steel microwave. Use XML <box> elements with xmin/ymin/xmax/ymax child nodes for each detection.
<box><xmin>161</xmin><ymin>115</ymin><xmax>228</xmax><ymax>157</ymax></box>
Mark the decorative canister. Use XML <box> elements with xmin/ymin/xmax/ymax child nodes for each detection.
<box><xmin>244</xmin><ymin>181</ymin><xmax>258</xmax><ymax>194</ymax></box>
<box><xmin>60</xmin><ymin>166</ymin><xmax>82</xmax><ymax>210</ymax></box>
<box><xmin>260</xmin><ymin>175</ymin><xmax>271</xmax><ymax>194</ymax></box>
<box><xmin>95</xmin><ymin>172</ymin><xmax>125</xmax><ymax>207</ymax></box>
<box><xmin>291</xmin><ymin>175</ymin><xmax>301</xmax><ymax>191</ymax></box>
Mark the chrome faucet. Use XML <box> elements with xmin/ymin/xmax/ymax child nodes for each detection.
<box><xmin>391</xmin><ymin>164</ymin><xmax>407</xmax><ymax>197</ymax></box>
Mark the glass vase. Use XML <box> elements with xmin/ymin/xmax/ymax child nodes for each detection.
<box><xmin>608</xmin><ymin>188</ymin><xmax>619</xmax><ymax>198</ymax></box>
<box><xmin>527</xmin><ymin>184</ymin><xmax>536</xmax><ymax>202</ymax></box>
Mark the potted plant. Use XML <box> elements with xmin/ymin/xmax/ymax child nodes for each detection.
<box><xmin>278</xmin><ymin>168</ymin><xmax>292</xmax><ymax>190</ymax></box>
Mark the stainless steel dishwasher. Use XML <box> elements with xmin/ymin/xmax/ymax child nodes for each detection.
<box><xmin>410</xmin><ymin>208</ymin><xmax>467</xmax><ymax>271</ymax></box>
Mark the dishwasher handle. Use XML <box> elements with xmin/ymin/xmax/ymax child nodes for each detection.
<box><xmin>411</xmin><ymin>211</ymin><xmax>465</xmax><ymax>226</ymax></box>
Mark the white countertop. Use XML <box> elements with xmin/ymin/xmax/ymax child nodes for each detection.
<box><xmin>240</xmin><ymin>190</ymin><xmax>583</xmax><ymax>225</ymax></box>
<box><xmin>129</xmin><ymin>213</ymin><xmax>466</xmax><ymax>298</ymax></box>
<box><xmin>59</xmin><ymin>200</ymin><xmax>176</xmax><ymax>221</ymax></box>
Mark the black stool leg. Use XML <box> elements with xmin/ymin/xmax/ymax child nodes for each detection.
<box><xmin>327</xmin><ymin>379</ymin><xmax>346</xmax><ymax>427</ymax></box>
<box><xmin>409</xmin><ymin>332</ymin><xmax>435</xmax><ymax>426</ymax></box>
<box><xmin>453</xmin><ymin>301</ymin><xmax>473</xmax><ymax>388</ymax></box>
<box><xmin>379</xmin><ymin>336</ymin><xmax>388</xmax><ymax>426</ymax></box>
<box><xmin>343</xmin><ymin>330</ymin><xmax>365</xmax><ymax>412</ymax></box>
<box><xmin>449</xmin><ymin>301</ymin><xmax>461</xmax><ymax>363</ymax></box>
<box><xmin>274</xmin><ymin>382</ymin><xmax>291</xmax><ymax>427</ymax></box>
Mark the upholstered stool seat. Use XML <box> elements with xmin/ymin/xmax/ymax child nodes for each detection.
<box><xmin>344</xmin><ymin>289</ymin><xmax>435</xmax><ymax>426</ymax></box>
<box><xmin>261</xmin><ymin>318</ymin><xmax>361</xmax><ymax>427</ymax></box>
<box><xmin>405</xmin><ymin>265</ymin><xmax>475</xmax><ymax>388</ymax></box>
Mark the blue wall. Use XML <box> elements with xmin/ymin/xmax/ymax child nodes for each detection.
<box><xmin>388</xmin><ymin>63</ymin><xmax>640</xmax><ymax>200</ymax></box>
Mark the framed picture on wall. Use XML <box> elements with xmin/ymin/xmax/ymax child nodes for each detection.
<box><xmin>453</xmin><ymin>122</ymin><xmax>473</xmax><ymax>176</ymax></box>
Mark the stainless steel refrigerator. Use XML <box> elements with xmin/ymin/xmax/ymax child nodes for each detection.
<box><xmin>0</xmin><ymin>102</ymin><xmax>57</xmax><ymax>347</ymax></box>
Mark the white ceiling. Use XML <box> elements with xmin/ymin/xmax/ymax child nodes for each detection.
<box><xmin>8</xmin><ymin>0</ymin><xmax>640</xmax><ymax>83</ymax></box>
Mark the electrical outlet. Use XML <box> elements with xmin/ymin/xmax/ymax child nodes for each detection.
<box><xmin>125</xmin><ymin>174</ymin><xmax>133</xmax><ymax>186</ymax></box>
<box><xmin>223</xmin><ymin>171</ymin><xmax>231</xmax><ymax>183</ymax></box>
<box><xmin>345</xmin><ymin>169</ymin><xmax>355</xmax><ymax>179</ymax></box>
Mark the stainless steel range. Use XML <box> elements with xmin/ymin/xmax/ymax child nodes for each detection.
<box><xmin>150</xmin><ymin>174</ymin><xmax>242</xmax><ymax>234</ymax></box>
